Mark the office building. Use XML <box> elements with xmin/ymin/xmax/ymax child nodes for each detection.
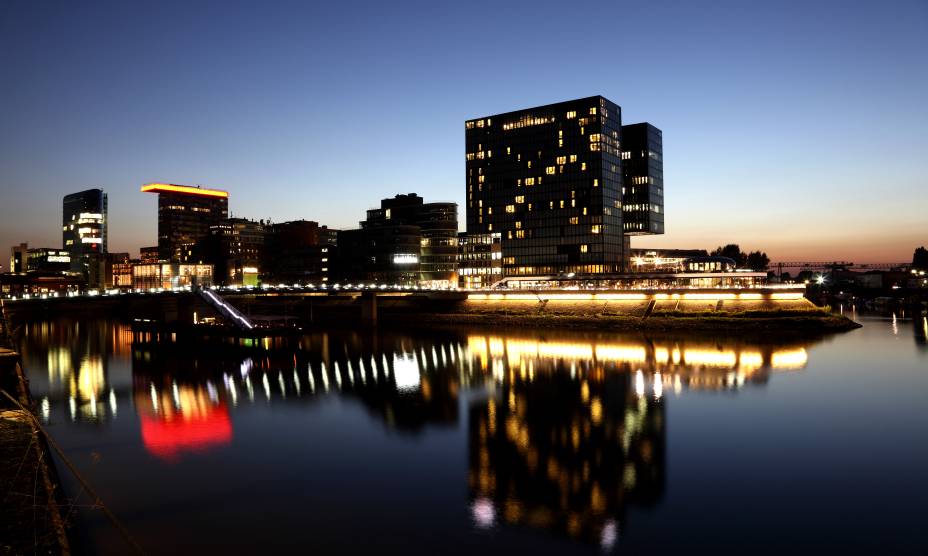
<box><xmin>620</xmin><ymin>123</ymin><xmax>664</xmax><ymax>235</ymax></box>
<box><xmin>202</xmin><ymin>218</ymin><xmax>265</xmax><ymax>286</ymax></box>
<box><xmin>105</xmin><ymin>252</ymin><xmax>133</xmax><ymax>288</ymax></box>
<box><xmin>337</xmin><ymin>194</ymin><xmax>458</xmax><ymax>286</ymax></box>
<box><xmin>9</xmin><ymin>243</ymin><xmax>28</xmax><ymax>273</ymax></box>
<box><xmin>63</xmin><ymin>188</ymin><xmax>107</xmax><ymax>287</ymax></box>
<box><xmin>140</xmin><ymin>183</ymin><xmax>229</xmax><ymax>263</ymax></box>
<box><xmin>465</xmin><ymin>96</ymin><xmax>663</xmax><ymax>278</ymax></box>
<box><xmin>27</xmin><ymin>248</ymin><xmax>72</xmax><ymax>273</ymax></box>
<box><xmin>139</xmin><ymin>246</ymin><xmax>160</xmax><ymax>264</ymax></box>
<box><xmin>263</xmin><ymin>220</ymin><xmax>336</xmax><ymax>285</ymax></box>
<box><xmin>458</xmin><ymin>232</ymin><xmax>502</xmax><ymax>289</ymax></box>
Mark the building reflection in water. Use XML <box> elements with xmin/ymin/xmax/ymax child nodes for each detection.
<box><xmin>463</xmin><ymin>332</ymin><xmax>810</xmax><ymax>550</ymax></box>
<box><xmin>21</xmin><ymin>318</ymin><xmax>815</xmax><ymax>547</ymax></box>
<box><xmin>19</xmin><ymin>319</ymin><xmax>134</xmax><ymax>423</ymax></box>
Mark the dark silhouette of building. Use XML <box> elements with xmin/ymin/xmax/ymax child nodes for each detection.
<box><xmin>201</xmin><ymin>218</ymin><xmax>265</xmax><ymax>286</ymax></box>
<box><xmin>63</xmin><ymin>188</ymin><xmax>107</xmax><ymax>287</ymax></box>
<box><xmin>337</xmin><ymin>194</ymin><xmax>458</xmax><ymax>285</ymax></box>
<box><xmin>140</xmin><ymin>183</ymin><xmax>229</xmax><ymax>263</ymax></box>
<box><xmin>465</xmin><ymin>96</ymin><xmax>663</xmax><ymax>278</ymax></box>
<box><xmin>263</xmin><ymin>220</ymin><xmax>337</xmax><ymax>285</ymax></box>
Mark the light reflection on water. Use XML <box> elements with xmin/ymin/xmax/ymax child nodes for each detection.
<box><xmin>15</xmin><ymin>316</ymin><xmax>928</xmax><ymax>554</ymax></box>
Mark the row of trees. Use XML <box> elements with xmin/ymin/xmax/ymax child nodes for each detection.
<box><xmin>710</xmin><ymin>244</ymin><xmax>770</xmax><ymax>271</ymax></box>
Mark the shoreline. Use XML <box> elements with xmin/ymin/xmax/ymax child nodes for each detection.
<box><xmin>382</xmin><ymin>310</ymin><xmax>861</xmax><ymax>334</ymax></box>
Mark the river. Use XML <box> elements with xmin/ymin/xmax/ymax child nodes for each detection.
<box><xmin>16</xmin><ymin>311</ymin><xmax>928</xmax><ymax>554</ymax></box>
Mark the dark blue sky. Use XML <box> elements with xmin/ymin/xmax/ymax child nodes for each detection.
<box><xmin>1</xmin><ymin>0</ymin><xmax>925</xmax><ymax>262</ymax></box>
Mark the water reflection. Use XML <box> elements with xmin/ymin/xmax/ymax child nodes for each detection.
<box><xmin>19</xmin><ymin>319</ymin><xmax>824</xmax><ymax>551</ymax></box>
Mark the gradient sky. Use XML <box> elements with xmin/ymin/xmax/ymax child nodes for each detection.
<box><xmin>1</xmin><ymin>0</ymin><xmax>925</xmax><ymax>264</ymax></box>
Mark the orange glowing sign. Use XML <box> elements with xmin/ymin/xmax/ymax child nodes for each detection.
<box><xmin>140</xmin><ymin>183</ymin><xmax>229</xmax><ymax>198</ymax></box>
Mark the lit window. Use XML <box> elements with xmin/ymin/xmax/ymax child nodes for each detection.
<box><xmin>569</xmin><ymin>217</ymin><xmax>579</xmax><ymax>224</ymax></box>
<box><xmin>590</xmin><ymin>107</ymin><xmax>597</xmax><ymax>115</ymax></box>
<box><xmin>515</xmin><ymin>195</ymin><xmax>525</xmax><ymax>203</ymax></box>
<box><xmin>566</xmin><ymin>111</ymin><xmax>576</xmax><ymax>119</ymax></box>
<box><xmin>505</xmin><ymin>205</ymin><xmax>515</xmax><ymax>213</ymax></box>
<box><xmin>546</xmin><ymin>166</ymin><xmax>555</xmax><ymax>175</ymax></box>
<box><xmin>580</xmin><ymin>244</ymin><xmax>588</xmax><ymax>253</ymax></box>
<box><xmin>556</xmin><ymin>156</ymin><xmax>566</xmax><ymax>165</ymax></box>
<box><xmin>593</xmin><ymin>179</ymin><xmax>599</xmax><ymax>187</ymax></box>
<box><xmin>591</xmin><ymin>225</ymin><xmax>601</xmax><ymax>234</ymax></box>
<box><xmin>570</xmin><ymin>154</ymin><xmax>577</xmax><ymax>163</ymax></box>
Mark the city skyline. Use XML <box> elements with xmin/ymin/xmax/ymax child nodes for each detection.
<box><xmin>1</xmin><ymin>0</ymin><xmax>926</xmax><ymax>264</ymax></box>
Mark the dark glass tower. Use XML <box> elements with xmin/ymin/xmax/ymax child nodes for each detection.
<box><xmin>62</xmin><ymin>188</ymin><xmax>107</xmax><ymax>286</ymax></box>
<box><xmin>465</xmin><ymin>96</ymin><xmax>663</xmax><ymax>278</ymax></box>
<box><xmin>621</xmin><ymin>123</ymin><xmax>664</xmax><ymax>235</ymax></box>
<box><xmin>140</xmin><ymin>183</ymin><xmax>229</xmax><ymax>263</ymax></box>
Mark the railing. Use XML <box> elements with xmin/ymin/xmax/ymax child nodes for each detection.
<box><xmin>197</xmin><ymin>288</ymin><xmax>254</xmax><ymax>330</ymax></box>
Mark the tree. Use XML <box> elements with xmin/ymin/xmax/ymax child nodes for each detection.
<box><xmin>710</xmin><ymin>244</ymin><xmax>747</xmax><ymax>267</ymax></box>
<box><xmin>746</xmin><ymin>250</ymin><xmax>770</xmax><ymax>271</ymax></box>
<box><xmin>913</xmin><ymin>246</ymin><xmax>928</xmax><ymax>270</ymax></box>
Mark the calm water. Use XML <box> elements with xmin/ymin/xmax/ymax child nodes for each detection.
<box><xmin>16</xmin><ymin>313</ymin><xmax>928</xmax><ymax>554</ymax></box>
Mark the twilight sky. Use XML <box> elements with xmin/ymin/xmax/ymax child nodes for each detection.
<box><xmin>1</xmin><ymin>0</ymin><xmax>925</xmax><ymax>264</ymax></box>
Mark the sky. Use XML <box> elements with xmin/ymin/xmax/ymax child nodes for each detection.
<box><xmin>1</xmin><ymin>0</ymin><xmax>926</xmax><ymax>264</ymax></box>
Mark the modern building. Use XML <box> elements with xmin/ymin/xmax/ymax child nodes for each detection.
<box><xmin>63</xmin><ymin>188</ymin><xmax>107</xmax><ymax>287</ymax></box>
<box><xmin>620</xmin><ymin>123</ymin><xmax>664</xmax><ymax>235</ymax></box>
<box><xmin>201</xmin><ymin>218</ymin><xmax>265</xmax><ymax>286</ymax></box>
<box><xmin>131</xmin><ymin>263</ymin><xmax>213</xmax><ymax>290</ymax></box>
<box><xmin>465</xmin><ymin>96</ymin><xmax>663</xmax><ymax>279</ymax></box>
<box><xmin>139</xmin><ymin>246</ymin><xmax>160</xmax><ymax>263</ymax></box>
<box><xmin>27</xmin><ymin>248</ymin><xmax>72</xmax><ymax>273</ymax></box>
<box><xmin>337</xmin><ymin>194</ymin><xmax>458</xmax><ymax>286</ymax></box>
<box><xmin>458</xmin><ymin>232</ymin><xmax>502</xmax><ymax>289</ymax></box>
<box><xmin>140</xmin><ymin>183</ymin><xmax>229</xmax><ymax>263</ymax></box>
<box><xmin>9</xmin><ymin>243</ymin><xmax>28</xmax><ymax>273</ymax></box>
<box><xmin>105</xmin><ymin>252</ymin><xmax>133</xmax><ymax>288</ymax></box>
<box><xmin>629</xmin><ymin>248</ymin><xmax>707</xmax><ymax>273</ymax></box>
<box><xmin>263</xmin><ymin>220</ymin><xmax>337</xmax><ymax>285</ymax></box>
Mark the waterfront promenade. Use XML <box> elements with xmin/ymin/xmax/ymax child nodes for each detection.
<box><xmin>1</xmin><ymin>301</ymin><xmax>70</xmax><ymax>555</ymax></box>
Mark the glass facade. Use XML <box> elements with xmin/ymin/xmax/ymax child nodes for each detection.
<box><xmin>466</xmin><ymin>97</ymin><xmax>627</xmax><ymax>277</ymax></box>
<box><xmin>621</xmin><ymin>123</ymin><xmax>664</xmax><ymax>235</ymax></box>
<box><xmin>62</xmin><ymin>188</ymin><xmax>107</xmax><ymax>287</ymax></box>
<box><xmin>466</xmin><ymin>96</ymin><xmax>664</xmax><ymax>278</ymax></box>
<box><xmin>458</xmin><ymin>232</ymin><xmax>502</xmax><ymax>289</ymax></box>
<box><xmin>131</xmin><ymin>263</ymin><xmax>213</xmax><ymax>290</ymax></box>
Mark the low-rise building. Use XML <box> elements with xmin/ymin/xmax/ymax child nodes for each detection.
<box><xmin>132</xmin><ymin>263</ymin><xmax>213</xmax><ymax>290</ymax></box>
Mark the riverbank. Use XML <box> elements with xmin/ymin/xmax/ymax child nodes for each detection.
<box><xmin>387</xmin><ymin>308</ymin><xmax>860</xmax><ymax>334</ymax></box>
<box><xmin>0</xmin><ymin>302</ymin><xmax>71</xmax><ymax>555</ymax></box>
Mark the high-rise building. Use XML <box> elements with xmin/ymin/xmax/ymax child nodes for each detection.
<box><xmin>465</xmin><ymin>96</ymin><xmax>663</xmax><ymax>278</ymax></box>
<box><xmin>140</xmin><ymin>183</ymin><xmax>229</xmax><ymax>263</ymax></box>
<box><xmin>620</xmin><ymin>123</ymin><xmax>664</xmax><ymax>235</ymax></box>
<box><xmin>337</xmin><ymin>194</ymin><xmax>458</xmax><ymax>286</ymax></box>
<box><xmin>63</xmin><ymin>188</ymin><xmax>107</xmax><ymax>286</ymax></box>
